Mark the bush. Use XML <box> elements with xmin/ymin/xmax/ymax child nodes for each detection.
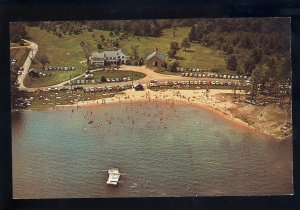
<box><xmin>167</xmin><ymin>60</ymin><xmax>179</xmax><ymax>72</ymax></box>
<box><xmin>101</xmin><ymin>76</ymin><xmax>106</xmax><ymax>82</ymax></box>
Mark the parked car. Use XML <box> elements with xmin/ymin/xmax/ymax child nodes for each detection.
<box><xmin>84</xmin><ymin>74</ymin><xmax>94</xmax><ymax>79</ymax></box>
<box><xmin>60</xmin><ymin>87</ymin><xmax>69</xmax><ymax>91</ymax></box>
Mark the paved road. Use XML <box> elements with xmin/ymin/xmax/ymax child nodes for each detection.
<box><xmin>17</xmin><ymin>39</ymin><xmax>38</xmax><ymax>89</ymax></box>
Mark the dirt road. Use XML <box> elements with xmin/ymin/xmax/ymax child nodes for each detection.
<box><xmin>17</xmin><ymin>39</ymin><xmax>38</xmax><ymax>89</ymax></box>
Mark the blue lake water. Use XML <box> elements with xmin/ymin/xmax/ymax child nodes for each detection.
<box><xmin>12</xmin><ymin>101</ymin><xmax>293</xmax><ymax>198</ymax></box>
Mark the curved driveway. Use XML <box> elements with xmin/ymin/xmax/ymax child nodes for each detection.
<box><xmin>20</xmin><ymin>64</ymin><xmax>240</xmax><ymax>92</ymax></box>
<box><xmin>17</xmin><ymin>39</ymin><xmax>38</xmax><ymax>89</ymax></box>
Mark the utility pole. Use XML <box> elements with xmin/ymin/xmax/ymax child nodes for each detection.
<box><xmin>70</xmin><ymin>75</ymin><xmax>72</xmax><ymax>91</ymax></box>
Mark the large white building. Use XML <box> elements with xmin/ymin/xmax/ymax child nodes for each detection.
<box><xmin>89</xmin><ymin>49</ymin><xmax>128</xmax><ymax>67</ymax></box>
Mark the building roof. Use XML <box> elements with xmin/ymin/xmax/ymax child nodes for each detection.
<box><xmin>146</xmin><ymin>51</ymin><xmax>165</xmax><ymax>62</ymax></box>
<box><xmin>90</xmin><ymin>49</ymin><xmax>126</xmax><ymax>59</ymax></box>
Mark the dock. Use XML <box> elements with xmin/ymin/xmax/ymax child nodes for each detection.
<box><xmin>106</xmin><ymin>168</ymin><xmax>121</xmax><ymax>185</ymax></box>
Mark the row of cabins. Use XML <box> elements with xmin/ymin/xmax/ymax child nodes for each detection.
<box><xmin>89</xmin><ymin>48</ymin><xmax>166</xmax><ymax>68</ymax></box>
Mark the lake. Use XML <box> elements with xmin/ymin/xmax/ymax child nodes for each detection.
<box><xmin>12</xmin><ymin>101</ymin><xmax>293</xmax><ymax>198</ymax></box>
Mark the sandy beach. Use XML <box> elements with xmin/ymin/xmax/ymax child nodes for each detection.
<box><xmin>55</xmin><ymin>88</ymin><xmax>292</xmax><ymax>140</ymax></box>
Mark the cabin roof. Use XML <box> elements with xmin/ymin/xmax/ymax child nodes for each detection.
<box><xmin>146</xmin><ymin>51</ymin><xmax>165</xmax><ymax>61</ymax></box>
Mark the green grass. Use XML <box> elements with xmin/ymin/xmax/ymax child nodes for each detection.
<box><xmin>10</xmin><ymin>48</ymin><xmax>30</xmax><ymax>73</ymax></box>
<box><xmin>118</xmin><ymin>27</ymin><xmax>226</xmax><ymax>69</ymax></box>
<box><xmin>27</xmin><ymin>90</ymin><xmax>117</xmax><ymax>110</ymax></box>
<box><xmin>25</xmin><ymin>26</ymin><xmax>226</xmax><ymax>87</ymax></box>
<box><xmin>154</xmin><ymin>69</ymin><xmax>181</xmax><ymax>76</ymax></box>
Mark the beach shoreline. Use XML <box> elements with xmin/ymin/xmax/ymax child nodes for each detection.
<box><xmin>51</xmin><ymin>89</ymin><xmax>292</xmax><ymax>141</ymax></box>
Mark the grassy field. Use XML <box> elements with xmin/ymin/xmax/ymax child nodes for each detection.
<box><xmin>27</xmin><ymin>89</ymin><xmax>118</xmax><ymax>110</ymax></box>
<box><xmin>24</xmin><ymin>26</ymin><xmax>226</xmax><ymax>87</ymax></box>
<box><xmin>10</xmin><ymin>48</ymin><xmax>30</xmax><ymax>73</ymax></box>
<box><xmin>119</xmin><ymin>27</ymin><xmax>226</xmax><ymax>69</ymax></box>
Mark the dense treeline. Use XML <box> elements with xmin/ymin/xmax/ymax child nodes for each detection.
<box><xmin>188</xmin><ymin>18</ymin><xmax>291</xmax><ymax>79</ymax></box>
<box><xmin>10</xmin><ymin>22</ymin><xmax>28</xmax><ymax>42</ymax></box>
<box><xmin>37</xmin><ymin>19</ymin><xmax>195</xmax><ymax>38</ymax></box>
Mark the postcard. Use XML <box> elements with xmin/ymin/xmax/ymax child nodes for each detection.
<box><xmin>10</xmin><ymin>18</ymin><xmax>293</xmax><ymax>198</ymax></box>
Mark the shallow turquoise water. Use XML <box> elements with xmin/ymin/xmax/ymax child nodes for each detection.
<box><xmin>12</xmin><ymin>101</ymin><xmax>293</xmax><ymax>198</ymax></box>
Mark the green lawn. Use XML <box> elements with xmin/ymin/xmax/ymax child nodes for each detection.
<box><xmin>119</xmin><ymin>27</ymin><xmax>226</xmax><ymax>69</ymax></box>
<box><xmin>27</xmin><ymin>90</ymin><xmax>117</xmax><ymax>110</ymax></box>
<box><xmin>10</xmin><ymin>48</ymin><xmax>30</xmax><ymax>73</ymax></box>
<box><xmin>25</xmin><ymin>26</ymin><xmax>226</xmax><ymax>88</ymax></box>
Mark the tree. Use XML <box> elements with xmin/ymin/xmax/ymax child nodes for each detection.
<box><xmin>130</xmin><ymin>44</ymin><xmax>139</xmax><ymax>60</ymax></box>
<box><xmin>113</xmin><ymin>29</ymin><xmax>120</xmax><ymax>36</ymax></box>
<box><xmin>226</xmin><ymin>46</ymin><xmax>234</xmax><ymax>54</ymax></box>
<box><xmin>168</xmin><ymin>41</ymin><xmax>180</xmax><ymax>58</ymax></box>
<box><xmin>167</xmin><ymin>60</ymin><xmax>179</xmax><ymax>72</ymax></box>
<box><xmin>38</xmin><ymin>53</ymin><xmax>50</xmax><ymax>68</ymax></box>
<box><xmin>226</xmin><ymin>55</ymin><xmax>237</xmax><ymax>71</ymax></box>
<box><xmin>100</xmin><ymin>34</ymin><xmax>105</xmax><ymax>41</ymax></box>
<box><xmin>10</xmin><ymin>22</ymin><xmax>28</xmax><ymax>43</ymax></box>
<box><xmin>113</xmin><ymin>39</ymin><xmax>119</xmax><ymax>48</ymax></box>
<box><xmin>188</xmin><ymin>25</ymin><xmax>197</xmax><ymax>41</ymax></box>
<box><xmin>180</xmin><ymin>38</ymin><xmax>191</xmax><ymax>51</ymax></box>
<box><xmin>243</xmin><ymin>57</ymin><xmax>256</xmax><ymax>75</ymax></box>
<box><xmin>101</xmin><ymin>75</ymin><xmax>106</xmax><ymax>82</ymax></box>
<box><xmin>97</xmin><ymin>42</ymin><xmax>102</xmax><ymax>50</ymax></box>
<box><xmin>250</xmin><ymin>48</ymin><xmax>263</xmax><ymax>64</ymax></box>
<box><xmin>80</xmin><ymin>41</ymin><xmax>93</xmax><ymax>65</ymax></box>
<box><xmin>250</xmin><ymin>64</ymin><xmax>270</xmax><ymax>100</ymax></box>
<box><xmin>87</xmin><ymin>25</ymin><xmax>93</xmax><ymax>32</ymax></box>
